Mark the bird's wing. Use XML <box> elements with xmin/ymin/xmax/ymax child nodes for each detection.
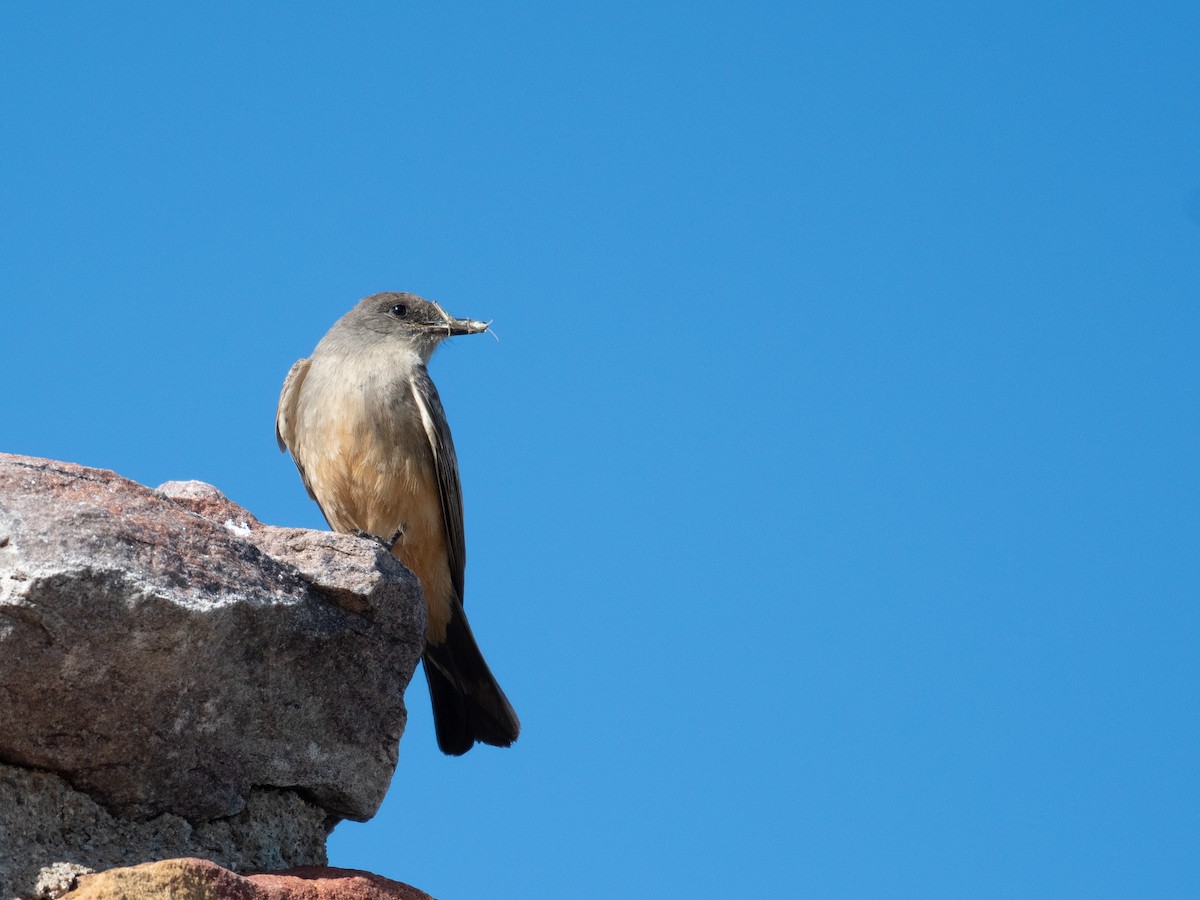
<box><xmin>410</xmin><ymin>366</ymin><xmax>467</xmax><ymax>603</ymax></box>
<box><xmin>276</xmin><ymin>357</ymin><xmax>311</xmax><ymax>452</ymax></box>
<box><xmin>276</xmin><ymin>357</ymin><xmax>327</xmax><ymax>514</ymax></box>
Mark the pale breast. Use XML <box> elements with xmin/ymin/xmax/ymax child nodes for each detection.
<box><xmin>290</xmin><ymin>350</ymin><xmax>455</xmax><ymax>642</ymax></box>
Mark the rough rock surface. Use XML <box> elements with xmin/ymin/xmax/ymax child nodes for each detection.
<box><xmin>1</xmin><ymin>763</ymin><xmax>327</xmax><ymax>899</ymax></box>
<box><xmin>0</xmin><ymin>454</ymin><xmax>427</xmax><ymax>900</ymax></box>
<box><xmin>65</xmin><ymin>859</ymin><xmax>435</xmax><ymax>900</ymax></box>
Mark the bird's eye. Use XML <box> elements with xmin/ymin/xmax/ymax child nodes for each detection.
<box><xmin>391</xmin><ymin>304</ymin><xmax>408</xmax><ymax>317</ymax></box>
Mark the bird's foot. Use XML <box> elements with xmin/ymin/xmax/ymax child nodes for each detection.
<box><xmin>352</xmin><ymin>528</ymin><xmax>404</xmax><ymax>551</ymax></box>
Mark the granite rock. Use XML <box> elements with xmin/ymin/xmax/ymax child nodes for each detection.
<box><xmin>0</xmin><ymin>453</ymin><xmax>428</xmax><ymax>899</ymax></box>
<box><xmin>66</xmin><ymin>859</ymin><xmax>434</xmax><ymax>900</ymax></box>
<box><xmin>0</xmin><ymin>763</ymin><xmax>327</xmax><ymax>900</ymax></box>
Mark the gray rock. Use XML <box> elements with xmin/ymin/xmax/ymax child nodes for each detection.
<box><xmin>31</xmin><ymin>863</ymin><xmax>93</xmax><ymax>900</ymax></box>
<box><xmin>0</xmin><ymin>762</ymin><xmax>328</xmax><ymax>900</ymax></box>
<box><xmin>0</xmin><ymin>453</ymin><xmax>426</xmax><ymax>894</ymax></box>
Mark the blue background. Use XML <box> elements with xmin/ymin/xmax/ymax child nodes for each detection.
<box><xmin>2</xmin><ymin>3</ymin><xmax>1198</xmax><ymax>897</ymax></box>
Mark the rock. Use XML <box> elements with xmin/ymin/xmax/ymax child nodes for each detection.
<box><xmin>65</xmin><ymin>859</ymin><xmax>434</xmax><ymax>900</ymax></box>
<box><xmin>0</xmin><ymin>762</ymin><xmax>328</xmax><ymax>899</ymax></box>
<box><xmin>30</xmin><ymin>864</ymin><xmax>93</xmax><ymax>900</ymax></box>
<box><xmin>0</xmin><ymin>454</ymin><xmax>428</xmax><ymax>899</ymax></box>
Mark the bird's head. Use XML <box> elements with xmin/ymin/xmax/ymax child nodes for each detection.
<box><xmin>337</xmin><ymin>291</ymin><xmax>490</xmax><ymax>361</ymax></box>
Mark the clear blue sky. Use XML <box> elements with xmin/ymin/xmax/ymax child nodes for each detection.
<box><xmin>2</xmin><ymin>3</ymin><xmax>1198</xmax><ymax>897</ymax></box>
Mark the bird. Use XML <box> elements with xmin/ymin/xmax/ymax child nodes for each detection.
<box><xmin>275</xmin><ymin>291</ymin><xmax>519</xmax><ymax>755</ymax></box>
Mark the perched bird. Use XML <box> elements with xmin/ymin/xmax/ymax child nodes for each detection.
<box><xmin>276</xmin><ymin>292</ymin><xmax>519</xmax><ymax>755</ymax></box>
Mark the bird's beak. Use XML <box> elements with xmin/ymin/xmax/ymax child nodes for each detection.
<box><xmin>428</xmin><ymin>301</ymin><xmax>490</xmax><ymax>336</ymax></box>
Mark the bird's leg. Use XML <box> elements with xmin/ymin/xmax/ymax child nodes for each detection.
<box><xmin>351</xmin><ymin>527</ymin><xmax>405</xmax><ymax>552</ymax></box>
<box><xmin>352</xmin><ymin>529</ymin><xmax>389</xmax><ymax>547</ymax></box>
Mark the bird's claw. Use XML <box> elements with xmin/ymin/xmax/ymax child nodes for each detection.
<box><xmin>352</xmin><ymin>528</ymin><xmax>404</xmax><ymax>551</ymax></box>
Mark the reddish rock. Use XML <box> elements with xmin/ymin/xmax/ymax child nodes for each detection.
<box><xmin>0</xmin><ymin>453</ymin><xmax>425</xmax><ymax>823</ymax></box>
<box><xmin>67</xmin><ymin>859</ymin><xmax>435</xmax><ymax>900</ymax></box>
<box><xmin>0</xmin><ymin>454</ymin><xmax>430</xmax><ymax>899</ymax></box>
<box><xmin>247</xmin><ymin>866</ymin><xmax>435</xmax><ymax>900</ymax></box>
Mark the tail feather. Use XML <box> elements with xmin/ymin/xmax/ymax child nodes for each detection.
<box><xmin>423</xmin><ymin>602</ymin><xmax>520</xmax><ymax>756</ymax></box>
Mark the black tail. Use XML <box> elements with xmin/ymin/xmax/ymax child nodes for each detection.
<box><xmin>422</xmin><ymin>601</ymin><xmax>520</xmax><ymax>756</ymax></box>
